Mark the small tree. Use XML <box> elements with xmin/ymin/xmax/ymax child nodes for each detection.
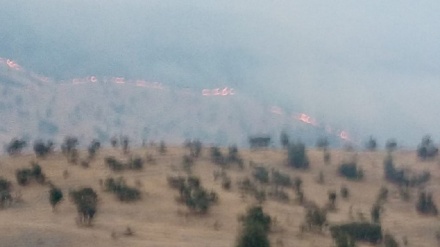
<box><xmin>70</xmin><ymin>187</ymin><xmax>98</xmax><ymax>226</ymax></box>
<box><xmin>0</xmin><ymin>177</ymin><xmax>12</xmax><ymax>208</ymax></box>
<box><xmin>122</xmin><ymin>136</ymin><xmax>129</xmax><ymax>154</ymax></box>
<box><xmin>385</xmin><ymin>139</ymin><xmax>397</xmax><ymax>153</ymax></box>
<box><xmin>287</xmin><ymin>142</ymin><xmax>309</xmax><ymax>169</ymax></box>
<box><xmin>280</xmin><ymin>131</ymin><xmax>289</xmax><ymax>149</ymax></box>
<box><xmin>328</xmin><ymin>191</ymin><xmax>337</xmax><ymax>210</ymax></box>
<box><xmin>159</xmin><ymin>141</ymin><xmax>167</xmax><ymax>154</ymax></box>
<box><xmin>49</xmin><ymin>186</ymin><xmax>63</xmax><ymax>210</ymax></box>
<box><xmin>365</xmin><ymin>136</ymin><xmax>377</xmax><ymax>151</ymax></box>
<box><xmin>416</xmin><ymin>191</ymin><xmax>438</xmax><ymax>215</ymax></box>
<box><xmin>417</xmin><ymin>135</ymin><xmax>438</xmax><ymax>160</ymax></box>
<box><xmin>88</xmin><ymin>139</ymin><xmax>101</xmax><ymax>159</ymax></box>
<box><xmin>338</xmin><ymin>162</ymin><xmax>363</xmax><ymax>180</ymax></box>
<box><xmin>304</xmin><ymin>204</ymin><xmax>327</xmax><ymax>231</ymax></box>
<box><xmin>316</xmin><ymin>137</ymin><xmax>329</xmax><ymax>150</ymax></box>
<box><xmin>236</xmin><ymin>206</ymin><xmax>271</xmax><ymax>247</ymax></box>
<box><xmin>253</xmin><ymin>166</ymin><xmax>269</xmax><ymax>184</ymax></box>
<box><xmin>370</xmin><ymin>203</ymin><xmax>381</xmax><ymax>223</ymax></box>
<box><xmin>6</xmin><ymin>138</ymin><xmax>27</xmax><ymax>156</ymax></box>
<box><xmin>33</xmin><ymin>140</ymin><xmax>54</xmax><ymax>158</ymax></box>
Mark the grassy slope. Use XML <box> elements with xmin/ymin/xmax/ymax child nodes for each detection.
<box><xmin>0</xmin><ymin>146</ymin><xmax>439</xmax><ymax>247</ymax></box>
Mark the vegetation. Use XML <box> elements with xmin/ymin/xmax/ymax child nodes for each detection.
<box><xmin>16</xmin><ymin>162</ymin><xmax>46</xmax><ymax>185</ymax></box>
<box><xmin>167</xmin><ymin>175</ymin><xmax>218</xmax><ymax>214</ymax></box>
<box><xmin>365</xmin><ymin>136</ymin><xmax>377</xmax><ymax>151</ymax></box>
<box><xmin>287</xmin><ymin>142</ymin><xmax>309</xmax><ymax>169</ymax></box>
<box><xmin>280</xmin><ymin>131</ymin><xmax>289</xmax><ymax>149</ymax></box>
<box><xmin>316</xmin><ymin>137</ymin><xmax>329</xmax><ymax>150</ymax></box>
<box><xmin>105</xmin><ymin>156</ymin><xmax>144</xmax><ymax>172</ymax></box>
<box><xmin>184</xmin><ymin>139</ymin><xmax>202</xmax><ymax>158</ymax></box>
<box><xmin>253</xmin><ymin>166</ymin><xmax>269</xmax><ymax>184</ymax></box>
<box><xmin>385</xmin><ymin>139</ymin><xmax>397</xmax><ymax>153</ymax></box>
<box><xmin>87</xmin><ymin>139</ymin><xmax>101</xmax><ymax>159</ymax></box>
<box><xmin>61</xmin><ymin>136</ymin><xmax>79</xmax><ymax>163</ymax></box>
<box><xmin>0</xmin><ymin>177</ymin><xmax>12</xmax><ymax>208</ymax></box>
<box><xmin>104</xmin><ymin>177</ymin><xmax>141</xmax><ymax>202</ymax></box>
<box><xmin>304</xmin><ymin>204</ymin><xmax>327</xmax><ymax>231</ymax></box>
<box><xmin>236</xmin><ymin>206</ymin><xmax>271</xmax><ymax>247</ymax></box>
<box><xmin>6</xmin><ymin>138</ymin><xmax>27</xmax><ymax>156</ymax></box>
<box><xmin>338</xmin><ymin>162</ymin><xmax>364</xmax><ymax>180</ymax></box>
<box><xmin>249</xmin><ymin>136</ymin><xmax>271</xmax><ymax>149</ymax></box>
<box><xmin>384</xmin><ymin>155</ymin><xmax>430</xmax><ymax>186</ymax></box>
<box><xmin>330</xmin><ymin>222</ymin><xmax>382</xmax><ymax>244</ymax></box>
<box><xmin>33</xmin><ymin>139</ymin><xmax>54</xmax><ymax>157</ymax></box>
<box><xmin>69</xmin><ymin>187</ymin><xmax>98</xmax><ymax>226</ymax></box>
<box><xmin>416</xmin><ymin>191</ymin><xmax>438</xmax><ymax>215</ymax></box>
<box><xmin>49</xmin><ymin>185</ymin><xmax>64</xmax><ymax>210</ymax></box>
<box><xmin>417</xmin><ymin>135</ymin><xmax>438</xmax><ymax>160</ymax></box>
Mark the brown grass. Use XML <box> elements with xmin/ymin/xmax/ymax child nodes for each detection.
<box><xmin>0</xmin><ymin>146</ymin><xmax>439</xmax><ymax>247</ymax></box>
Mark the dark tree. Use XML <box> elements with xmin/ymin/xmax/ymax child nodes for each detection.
<box><xmin>33</xmin><ymin>140</ymin><xmax>54</xmax><ymax>158</ymax></box>
<box><xmin>88</xmin><ymin>139</ymin><xmax>101</xmax><ymax>159</ymax></box>
<box><xmin>6</xmin><ymin>138</ymin><xmax>27</xmax><ymax>156</ymax></box>
<box><xmin>316</xmin><ymin>137</ymin><xmax>329</xmax><ymax>150</ymax></box>
<box><xmin>280</xmin><ymin>131</ymin><xmax>289</xmax><ymax>149</ymax></box>
<box><xmin>287</xmin><ymin>142</ymin><xmax>309</xmax><ymax>169</ymax></box>
<box><xmin>417</xmin><ymin>135</ymin><xmax>438</xmax><ymax>160</ymax></box>
<box><xmin>70</xmin><ymin>187</ymin><xmax>98</xmax><ymax>225</ymax></box>
<box><xmin>249</xmin><ymin>135</ymin><xmax>271</xmax><ymax>149</ymax></box>
<box><xmin>365</xmin><ymin>136</ymin><xmax>377</xmax><ymax>151</ymax></box>
<box><xmin>49</xmin><ymin>186</ymin><xmax>63</xmax><ymax>210</ymax></box>
<box><xmin>385</xmin><ymin>139</ymin><xmax>397</xmax><ymax>153</ymax></box>
<box><xmin>0</xmin><ymin>177</ymin><xmax>12</xmax><ymax>208</ymax></box>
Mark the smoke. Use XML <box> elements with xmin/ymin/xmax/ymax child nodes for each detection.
<box><xmin>1</xmin><ymin>0</ymin><xmax>440</xmax><ymax>146</ymax></box>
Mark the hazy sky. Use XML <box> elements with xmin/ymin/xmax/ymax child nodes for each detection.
<box><xmin>1</xmin><ymin>0</ymin><xmax>440</xmax><ymax>146</ymax></box>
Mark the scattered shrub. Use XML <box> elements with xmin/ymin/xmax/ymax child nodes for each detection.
<box><xmin>328</xmin><ymin>191</ymin><xmax>337</xmax><ymax>210</ymax></box>
<box><xmin>227</xmin><ymin>145</ymin><xmax>244</xmax><ymax>168</ymax></box>
<box><xmin>383</xmin><ymin>233</ymin><xmax>399</xmax><ymax>247</ymax></box>
<box><xmin>210</xmin><ymin>146</ymin><xmax>226</xmax><ymax>166</ymax></box>
<box><xmin>338</xmin><ymin>162</ymin><xmax>363</xmax><ymax>180</ymax></box>
<box><xmin>370</xmin><ymin>203</ymin><xmax>382</xmax><ymax>223</ymax></box>
<box><xmin>417</xmin><ymin>135</ymin><xmax>438</xmax><ymax>160</ymax></box>
<box><xmin>416</xmin><ymin>191</ymin><xmax>438</xmax><ymax>215</ymax></box>
<box><xmin>365</xmin><ymin>136</ymin><xmax>377</xmax><ymax>151</ymax></box>
<box><xmin>70</xmin><ymin>187</ymin><xmax>98</xmax><ymax>225</ymax></box>
<box><xmin>49</xmin><ymin>186</ymin><xmax>63</xmax><ymax>209</ymax></box>
<box><xmin>248</xmin><ymin>136</ymin><xmax>271</xmax><ymax>149</ymax></box>
<box><xmin>304</xmin><ymin>204</ymin><xmax>327</xmax><ymax>231</ymax></box>
<box><xmin>0</xmin><ymin>177</ymin><xmax>12</xmax><ymax>208</ymax></box>
<box><xmin>287</xmin><ymin>142</ymin><xmax>309</xmax><ymax>169</ymax></box>
<box><xmin>33</xmin><ymin>139</ymin><xmax>54</xmax><ymax>157</ymax></box>
<box><xmin>330</xmin><ymin>222</ymin><xmax>382</xmax><ymax>244</ymax></box>
<box><xmin>104</xmin><ymin>177</ymin><xmax>141</xmax><ymax>202</ymax></box>
<box><xmin>324</xmin><ymin>151</ymin><xmax>331</xmax><ymax>164</ymax></box>
<box><xmin>236</xmin><ymin>206</ymin><xmax>271</xmax><ymax>247</ymax></box>
<box><xmin>316</xmin><ymin>137</ymin><xmax>329</xmax><ymax>150</ymax></box>
<box><xmin>280</xmin><ymin>131</ymin><xmax>289</xmax><ymax>149</ymax></box>
<box><xmin>159</xmin><ymin>141</ymin><xmax>167</xmax><ymax>154</ymax></box>
<box><xmin>384</xmin><ymin>155</ymin><xmax>430</xmax><ymax>186</ymax></box>
<box><xmin>105</xmin><ymin>156</ymin><xmax>143</xmax><ymax>171</ymax></box>
<box><xmin>88</xmin><ymin>139</ymin><xmax>101</xmax><ymax>159</ymax></box>
<box><xmin>385</xmin><ymin>139</ymin><xmax>397</xmax><ymax>153</ymax></box>
<box><xmin>16</xmin><ymin>162</ymin><xmax>46</xmax><ymax>186</ymax></box>
<box><xmin>6</xmin><ymin>138</ymin><xmax>27</xmax><ymax>156</ymax></box>
<box><xmin>340</xmin><ymin>185</ymin><xmax>349</xmax><ymax>199</ymax></box>
<box><xmin>168</xmin><ymin>175</ymin><xmax>217</xmax><ymax>214</ymax></box>
<box><xmin>271</xmin><ymin>170</ymin><xmax>292</xmax><ymax>188</ymax></box>
<box><xmin>184</xmin><ymin>139</ymin><xmax>203</xmax><ymax>158</ymax></box>
<box><xmin>253</xmin><ymin>166</ymin><xmax>269</xmax><ymax>184</ymax></box>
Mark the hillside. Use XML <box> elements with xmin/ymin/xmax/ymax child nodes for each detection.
<box><xmin>0</xmin><ymin>57</ymin><xmax>348</xmax><ymax>148</ymax></box>
<box><xmin>0</xmin><ymin>145</ymin><xmax>439</xmax><ymax>247</ymax></box>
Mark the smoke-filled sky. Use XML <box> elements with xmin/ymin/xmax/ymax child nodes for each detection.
<box><xmin>1</xmin><ymin>0</ymin><xmax>440</xmax><ymax>146</ymax></box>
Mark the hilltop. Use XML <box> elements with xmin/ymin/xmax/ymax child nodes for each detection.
<box><xmin>0</xmin><ymin>144</ymin><xmax>439</xmax><ymax>247</ymax></box>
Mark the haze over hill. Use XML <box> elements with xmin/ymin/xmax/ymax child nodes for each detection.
<box><xmin>1</xmin><ymin>1</ymin><xmax>440</xmax><ymax>146</ymax></box>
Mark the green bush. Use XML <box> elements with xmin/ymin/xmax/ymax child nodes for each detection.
<box><xmin>240</xmin><ymin>206</ymin><xmax>272</xmax><ymax>232</ymax></box>
<box><xmin>384</xmin><ymin>155</ymin><xmax>430</xmax><ymax>186</ymax></box>
<box><xmin>33</xmin><ymin>140</ymin><xmax>54</xmax><ymax>157</ymax></box>
<box><xmin>330</xmin><ymin>222</ymin><xmax>382</xmax><ymax>244</ymax></box>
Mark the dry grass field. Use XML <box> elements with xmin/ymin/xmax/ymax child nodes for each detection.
<box><xmin>0</xmin><ymin>145</ymin><xmax>439</xmax><ymax>247</ymax></box>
